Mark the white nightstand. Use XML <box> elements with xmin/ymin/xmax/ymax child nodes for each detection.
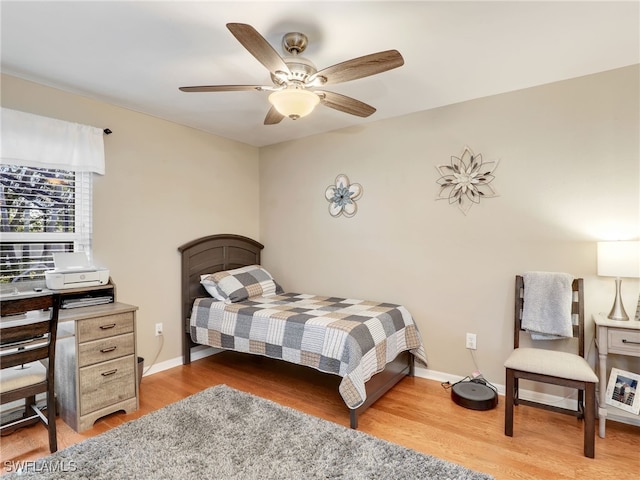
<box><xmin>593</xmin><ymin>313</ymin><xmax>640</xmax><ymax>438</ymax></box>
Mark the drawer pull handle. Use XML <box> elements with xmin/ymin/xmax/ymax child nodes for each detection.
<box><xmin>99</xmin><ymin>323</ymin><xmax>117</xmax><ymax>330</ymax></box>
<box><xmin>100</xmin><ymin>346</ymin><xmax>117</xmax><ymax>353</ymax></box>
<box><xmin>622</xmin><ymin>339</ymin><xmax>640</xmax><ymax>345</ymax></box>
<box><xmin>101</xmin><ymin>369</ymin><xmax>118</xmax><ymax>377</ymax></box>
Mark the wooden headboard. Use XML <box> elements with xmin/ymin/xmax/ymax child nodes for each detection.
<box><xmin>178</xmin><ymin>234</ymin><xmax>264</xmax><ymax>364</ymax></box>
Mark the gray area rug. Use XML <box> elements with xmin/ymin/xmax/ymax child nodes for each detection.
<box><xmin>6</xmin><ymin>385</ymin><xmax>493</xmax><ymax>479</ymax></box>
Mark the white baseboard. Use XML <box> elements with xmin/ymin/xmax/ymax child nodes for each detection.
<box><xmin>414</xmin><ymin>366</ymin><xmax>505</xmax><ymax>394</ymax></box>
<box><xmin>414</xmin><ymin>365</ymin><xmax>579</xmax><ymax>410</ymax></box>
<box><xmin>145</xmin><ymin>350</ymin><xmax>579</xmax><ymax>411</ymax></box>
<box><xmin>142</xmin><ymin>345</ymin><xmax>220</xmax><ymax>376</ymax></box>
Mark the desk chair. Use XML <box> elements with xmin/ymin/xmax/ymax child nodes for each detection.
<box><xmin>1</xmin><ymin>293</ymin><xmax>60</xmax><ymax>453</ymax></box>
<box><xmin>504</xmin><ymin>275</ymin><xmax>598</xmax><ymax>458</ymax></box>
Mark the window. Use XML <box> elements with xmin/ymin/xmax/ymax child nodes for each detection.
<box><xmin>0</xmin><ymin>164</ymin><xmax>92</xmax><ymax>284</ymax></box>
<box><xmin>0</xmin><ymin>107</ymin><xmax>104</xmax><ymax>286</ymax></box>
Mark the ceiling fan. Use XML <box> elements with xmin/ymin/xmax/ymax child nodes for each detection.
<box><xmin>179</xmin><ymin>23</ymin><xmax>404</xmax><ymax>125</ymax></box>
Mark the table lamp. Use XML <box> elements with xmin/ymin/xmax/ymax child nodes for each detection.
<box><xmin>597</xmin><ymin>241</ymin><xmax>640</xmax><ymax>320</ymax></box>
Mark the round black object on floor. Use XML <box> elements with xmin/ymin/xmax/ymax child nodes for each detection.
<box><xmin>451</xmin><ymin>380</ymin><xmax>498</xmax><ymax>411</ymax></box>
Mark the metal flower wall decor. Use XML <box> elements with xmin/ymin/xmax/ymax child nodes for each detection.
<box><xmin>325</xmin><ymin>174</ymin><xmax>362</xmax><ymax>218</ymax></box>
<box><xmin>435</xmin><ymin>146</ymin><xmax>499</xmax><ymax>215</ymax></box>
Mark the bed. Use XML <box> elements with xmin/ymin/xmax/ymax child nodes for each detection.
<box><xmin>179</xmin><ymin>234</ymin><xmax>427</xmax><ymax>428</ymax></box>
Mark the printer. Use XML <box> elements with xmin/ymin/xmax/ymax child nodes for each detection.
<box><xmin>45</xmin><ymin>252</ymin><xmax>110</xmax><ymax>290</ymax></box>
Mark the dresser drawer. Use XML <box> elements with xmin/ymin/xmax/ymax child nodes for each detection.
<box><xmin>608</xmin><ymin>328</ymin><xmax>640</xmax><ymax>356</ymax></box>
<box><xmin>79</xmin><ymin>355</ymin><xmax>136</xmax><ymax>415</ymax></box>
<box><xmin>77</xmin><ymin>312</ymin><xmax>134</xmax><ymax>343</ymax></box>
<box><xmin>78</xmin><ymin>332</ymin><xmax>135</xmax><ymax>367</ymax></box>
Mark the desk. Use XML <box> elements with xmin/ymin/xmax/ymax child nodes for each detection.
<box><xmin>2</xmin><ymin>283</ymin><xmax>138</xmax><ymax>433</ymax></box>
<box><xmin>594</xmin><ymin>314</ymin><xmax>640</xmax><ymax>438</ymax></box>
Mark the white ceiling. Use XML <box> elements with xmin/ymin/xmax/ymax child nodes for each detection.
<box><xmin>2</xmin><ymin>1</ymin><xmax>638</xmax><ymax>147</ymax></box>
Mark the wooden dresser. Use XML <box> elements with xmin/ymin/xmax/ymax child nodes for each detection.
<box><xmin>55</xmin><ymin>284</ymin><xmax>139</xmax><ymax>432</ymax></box>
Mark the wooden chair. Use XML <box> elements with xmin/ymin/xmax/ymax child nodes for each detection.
<box><xmin>1</xmin><ymin>293</ymin><xmax>60</xmax><ymax>453</ymax></box>
<box><xmin>504</xmin><ymin>275</ymin><xmax>598</xmax><ymax>458</ymax></box>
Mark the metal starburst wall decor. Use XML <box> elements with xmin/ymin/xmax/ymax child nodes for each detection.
<box><xmin>435</xmin><ymin>146</ymin><xmax>499</xmax><ymax>215</ymax></box>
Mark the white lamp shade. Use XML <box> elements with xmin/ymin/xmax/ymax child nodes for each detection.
<box><xmin>268</xmin><ymin>89</ymin><xmax>319</xmax><ymax>119</ymax></box>
<box><xmin>597</xmin><ymin>241</ymin><xmax>640</xmax><ymax>278</ymax></box>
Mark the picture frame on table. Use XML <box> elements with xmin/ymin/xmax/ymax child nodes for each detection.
<box><xmin>605</xmin><ymin>368</ymin><xmax>640</xmax><ymax>415</ymax></box>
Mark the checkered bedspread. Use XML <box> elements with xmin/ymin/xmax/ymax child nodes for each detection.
<box><xmin>190</xmin><ymin>293</ymin><xmax>427</xmax><ymax>409</ymax></box>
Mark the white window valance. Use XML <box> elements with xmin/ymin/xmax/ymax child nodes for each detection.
<box><xmin>1</xmin><ymin>107</ymin><xmax>105</xmax><ymax>174</ymax></box>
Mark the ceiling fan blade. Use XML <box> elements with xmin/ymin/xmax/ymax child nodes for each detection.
<box><xmin>264</xmin><ymin>106</ymin><xmax>285</xmax><ymax>125</ymax></box>
<box><xmin>313</xmin><ymin>50</ymin><xmax>404</xmax><ymax>85</ymax></box>
<box><xmin>179</xmin><ymin>85</ymin><xmax>263</xmax><ymax>92</ymax></box>
<box><xmin>317</xmin><ymin>91</ymin><xmax>376</xmax><ymax>118</ymax></box>
<box><xmin>227</xmin><ymin>23</ymin><xmax>291</xmax><ymax>77</ymax></box>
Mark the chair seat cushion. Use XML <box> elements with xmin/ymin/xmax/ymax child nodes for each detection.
<box><xmin>504</xmin><ymin>348</ymin><xmax>598</xmax><ymax>383</ymax></box>
<box><xmin>0</xmin><ymin>362</ymin><xmax>46</xmax><ymax>394</ymax></box>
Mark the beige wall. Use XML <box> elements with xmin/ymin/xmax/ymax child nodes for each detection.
<box><xmin>259</xmin><ymin>65</ymin><xmax>640</xmax><ymax>387</ymax></box>
<box><xmin>1</xmin><ymin>74</ymin><xmax>260</xmax><ymax>366</ymax></box>
<box><xmin>2</xmin><ymin>66</ymin><xmax>639</xmax><ymax>392</ymax></box>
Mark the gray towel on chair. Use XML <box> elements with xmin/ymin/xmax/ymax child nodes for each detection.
<box><xmin>522</xmin><ymin>271</ymin><xmax>574</xmax><ymax>340</ymax></box>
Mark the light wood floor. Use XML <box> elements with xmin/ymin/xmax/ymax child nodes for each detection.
<box><xmin>2</xmin><ymin>351</ymin><xmax>638</xmax><ymax>479</ymax></box>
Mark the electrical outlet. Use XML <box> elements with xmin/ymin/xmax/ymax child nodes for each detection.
<box><xmin>155</xmin><ymin>323</ymin><xmax>163</xmax><ymax>336</ymax></box>
<box><xmin>465</xmin><ymin>332</ymin><xmax>477</xmax><ymax>350</ymax></box>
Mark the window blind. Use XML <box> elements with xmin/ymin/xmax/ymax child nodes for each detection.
<box><xmin>0</xmin><ymin>164</ymin><xmax>92</xmax><ymax>283</ymax></box>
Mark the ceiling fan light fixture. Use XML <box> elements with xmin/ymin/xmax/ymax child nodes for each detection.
<box><xmin>268</xmin><ymin>88</ymin><xmax>319</xmax><ymax>120</ymax></box>
<box><xmin>181</xmin><ymin>24</ymin><xmax>405</xmax><ymax>125</ymax></box>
